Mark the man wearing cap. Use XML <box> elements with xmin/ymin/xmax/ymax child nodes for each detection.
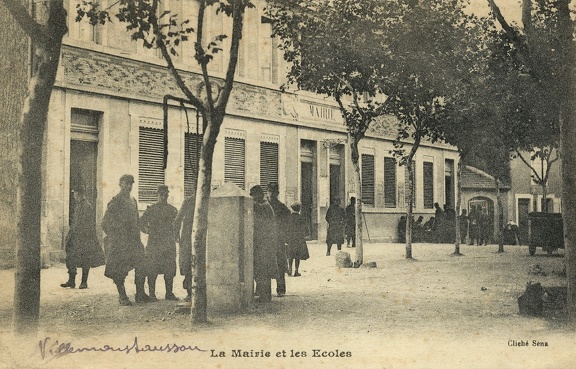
<box><xmin>60</xmin><ymin>184</ymin><xmax>105</xmax><ymax>289</ymax></box>
<box><xmin>140</xmin><ymin>185</ymin><xmax>179</xmax><ymax>301</ymax></box>
<box><xmin>102</xmin><ymin>174</ymin><xmax>149</xmax><ymax>306</ymax></box>
<box><xmin>267</xmin><ymin>182</ymin><xmax>290</xmax><ymax>297</ymax></box>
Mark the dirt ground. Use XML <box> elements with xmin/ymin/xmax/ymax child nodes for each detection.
<box><xmin>1</xmin><ymin>241</ymin><xmax>575</xmax><ymax>369</ymax></box>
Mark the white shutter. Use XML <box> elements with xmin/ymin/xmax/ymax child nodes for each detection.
<box><xmin>139</xmin><ymin>127</ymin><xmax>165</xmax><ymax>203</ymax></box>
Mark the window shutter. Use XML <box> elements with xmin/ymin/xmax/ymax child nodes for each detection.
<box><xmin>361</xmin><ymin>154</ymin><xmax>375</xmax><ymax>206</ymax></box>
<box><xmin>384</xmin><ymin>157</ymin><xmax>397</xmax><ymax>208</ymax></box>
<box><xmin>260</xmin><ymin>142</ymin><xmax>279</xmax><ymax>192</ymax></box>
<box><xmin>423</xmin><ymin>161</ymin><xmax>434</xmax><ymax>209</ymax></box>
<box><xmin>225</xmin><ymin>137</ymin><xmax>246</xmax><ymax>190</ymax></box>
<box><xmin>405</xmin><ymin>161</ymin><xmax>416</xmax><ymax>208</ymax></box>
<box><xmin>139</xmin><ymin>127</ymin><xmax>165</xmax><ymax>203</ymax></box>
<box><xmin>184</xmin><ymin>132</ymin><xmax>202</xmax><ymax>197</ymax></box>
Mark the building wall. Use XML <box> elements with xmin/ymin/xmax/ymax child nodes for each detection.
<box><xmin>507</xmin><ymin>152</ymin><xmax>562</xmax><ymax>226</ymax></box>
<box><xmin>35</xmin><ymin>1</ymin><xmax>462</xmax><ymax>260</ymax></box>
<box><xmin>0</xmin><ymin>1</ymin><xmax>29</xmax><ymax>268</ymax></box>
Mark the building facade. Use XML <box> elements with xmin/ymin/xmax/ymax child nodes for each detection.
<box><xmin>505</xmin><ymin>152</ymin><xmax>562</xmax><ymax>244</ymax></box>
<box><xmin>3</xmin><ymin>1</ymin><xmax>462</xmax><ymax>265</ymax></box>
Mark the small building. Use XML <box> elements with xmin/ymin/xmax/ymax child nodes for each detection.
<box><xmin>460</xmin><ymin>165</ymin><xmax>510</xmax><ymax>243</ymax></box>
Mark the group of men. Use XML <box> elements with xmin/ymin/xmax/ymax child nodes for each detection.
<box><xmin>62</xmin><ymin>174</ymin><xmax>194</xmax><ymax>306</ymax></box>
<box><xmin>62</xmin><ymin>174</ymin><xmax>304</xmax><ymax>306</ymax></box>
<box><xmin>249</xmin><ymin>182</ymin><xmax>309</xmax><ymax>303</ymax></box>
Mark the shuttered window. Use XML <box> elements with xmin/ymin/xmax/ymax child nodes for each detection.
<box><xmin>405</xmin><ymin>161</ymin><xmax>416</xmax><ymax>208</ymax></box>
<box><xmin>225</xmin><ymin>137</ymin><xmax>246</xmax><ymax>190</ymax></box>
<box><xmin>423</xmin><ymin>161</ymin><xmax>434</xmax><ymax>209</ymax></box>
<box><xmin>384</xmin><ymin>157</ymin><xmax>397</xmax><ymax>208</ymax></box>
<box><xmin>184</xmin><ymin>132</ymin><xmax>202</xmax><ymax>197</ymax></box>
<box><xmin>139</xmin><ymin>127</ymin><xmax>165</xmax><ymax>203</ymax></box>
<box><xmin>260</xmin><ymin>141</ymin><xmax>279</xmax><ymax>192</ymax></box>
<box><xmin>361</xmin><ymin>154</ymin><xmax>375</xmax><ymax>206</ymax></box>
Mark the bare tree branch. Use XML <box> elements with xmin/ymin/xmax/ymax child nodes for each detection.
<box><xmin>217</xmin><ymin>0</ymin><xmax>245</xmax><ymax>110</ymax></box>
<box><xmin>151</xmin><ymin>0</ymin><xmax>203</xmax><ymax>109</ymax></box>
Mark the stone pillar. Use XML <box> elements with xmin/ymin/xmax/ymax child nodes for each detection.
<box><xmin>206</xmin><ymin>182</ymin><xmax>253</xmax><ymax>313</ymax></box>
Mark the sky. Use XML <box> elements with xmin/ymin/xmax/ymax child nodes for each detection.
<box><xmin>467</xmin><ymin>0</ymin><xmax>522</xmax><ymax>24</ymax></box>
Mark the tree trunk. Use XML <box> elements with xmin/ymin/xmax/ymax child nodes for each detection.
<box><xmin>349</xmin><ymin>134</ymin><xmax>363</xmax><ymax>267</ymax></box>
<box><xmin>12</xmin><ymin>1</ymin><xmax>66</xmax><ymax>334</ymax></box>
<box><xmin>405</xmin><ymin>159</ymin><xmax>414</xmax><ymax>259</ymax></box>
<box><xmin>496</xmin><ymin>178</ymin><xmax>504</xmax><ymax>253</ymax></box>
<box><xmin>453</xmin><ymin>156</ymin><xmax>463</xmax><ymax>255</ymax></box>
<box><xmin>189</xmin><ymin>110</ymin><xmax>224</xmax><ymax>323</ymax></box>
<box><xmin>557</xmin><ymin>0</ymin><xmax>576</xmax><ymax>324</ymax></box>
<box><xmin>541</xmin><ymin>182</ymin><xmax>548</xmax><ymax>213</ymax></box>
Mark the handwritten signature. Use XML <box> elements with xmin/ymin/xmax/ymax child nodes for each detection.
<box><xmin>39</xmin><ymin>336</ymin><xmax>206</xmax><ymax>359</ymax></box>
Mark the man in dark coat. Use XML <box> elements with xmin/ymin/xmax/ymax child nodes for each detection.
<box><xmin>325</xmin><ymin>197</ymin><xmax>345</xmax><ymax>256</ymax></box>
<box><xmin>174</xmin><ymin>194</ymin><xmax>195</xmax><ymax>302</ymax></box>
<box><xmin>459</xmin><ymin>209</ymin><xmax>469</xmax><ymax>244</ymax></box>
<box><xmin>345</xmin><ymin>197</ymin><xmax>356</xmax><ymax>248</ymax></box>
<box><xmin>140</xmin><ymin>185</ymin><xmax>178</xmax><ymax>302</ymax></box>
<box><xmin>267</xmin><ymin>182</ymin><xmax>290</xmax><ymax>297</ymax></box>
<box><xmin>287</xmin><ymin>202</ymin><xmax>309</xmax><ymax>277</ymax></box>
<box><xmin>250</xmin><ymin>185</ymin><xmax>278</xmax><ymax>303</ymax></box>
<box><xmin>102</xmin><ymin>174</ymin><xmax>149</xmax><ymax>306</ymax></box>
<box><xmin>60</xmin><ymin>184</ymin><xmax>105</xmax><ymax>289</ymax></box>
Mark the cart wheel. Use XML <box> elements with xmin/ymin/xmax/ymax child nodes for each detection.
<box><xmin>529</xmin><ymin>245</ymin><xmax>536</xmax><ymax>256</ymax></box>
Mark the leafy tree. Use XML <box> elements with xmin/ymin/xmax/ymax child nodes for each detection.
<box><xmin>78</xmin><ymin>0</ymin><xmax>254</xmax><ymax>323</ymax></box>
<box><xmin>267</xmin><ymin>0</ymin><xmax>401</xmax><ymax>265</ymax></box>
<box><xmin>440</xmin><ymin>15</ymin><xmax>517</xmax><ymax>254</ymax></box>
<box><xmin>2</xmin><ymin>0</ymin><xmax>68</xmax><ymax>334</ymax></box>
<box><xmin>269</xmin><ymin>0</ymin><xmax>480</xmax><ymax>260</ymax></box>
<box><xmin>484</xmin><ymin>0</ymin><xmax>576</xmax><ymax>320</ymax></box>
<box><xmin>488</xmin><ymin>0</ymin><xmax>562</xmax><ymax>214</ymax></box>
<box><xmin>383</xmin><ymin>0</ymin><xmax>483</xmax><ymax>258</ymax></box>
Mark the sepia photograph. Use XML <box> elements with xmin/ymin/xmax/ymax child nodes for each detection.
<box><xmin>0</xmin><ymin>0</ymin><xmax>575</xmax><ymax>368</ymax></box>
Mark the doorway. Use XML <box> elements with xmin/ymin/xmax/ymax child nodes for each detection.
<box><xmin>69</xmin><ymin>108</ymin><xmax>100</xmax><ymax>226</ymax></box>
<box><xmin>301</xmin><ymin>140</ymin><xmax>317</xmax><ymax>239</ymax></box>
<box><xmin>69</xmin><ymin>140</ymin><xmax>98</xmax><ymax>225</ymax></box>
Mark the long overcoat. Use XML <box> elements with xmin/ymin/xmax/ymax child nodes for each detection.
<box><xmin>325</xmin><ymin>204</ymin><xmax>345</xmax><ymax>245</ymax></box>
<box><xmin>174</xmin><ymin>196</ymin><xmax>195</xmax><ymax>277</ymax></box>
<box><xmin>268</xmin><ymin>197</ymin><xmax>291</xmax><ymax>274</ymax></box>
<box><xmin>140</xmin><ymin>202</ymin><xmax>178</xmax><ymax>277</ymax></box>
<box><xmin>102</xmin><ymin>194</ymin><xmax>145</xmax><ymax>281</ymax></box>
<box><xmin>65</xmin><ymin>198</ymin><xmax>105</xmax><ymax>268</ymax></box>
<box><xmin>286</xmin><ymin>212</ymin><xmax>310</xmax><ymax>260</ymax></box>
<box><xmin>253</xmin><ymin>200</ymin><xmax>279</xmax><ymax>281</ymax></box>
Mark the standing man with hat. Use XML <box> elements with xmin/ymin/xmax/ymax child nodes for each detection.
<box><xmin>60</xmin><ymin>184</ymin><xmax>105</xmax><ymax>289</ymax></box>
<box><xmin>140</xmin><ymin>185</ymin><xmax>179</xmax><ymax>301</ymax></box>
<box><xmin>102</xmin><ymin>174</ymin><xmax>149</xmax><ymax>306</ymax></box>
<box><xmin>267</xmin><ymin>182</ymin><xmax>290</xmax><ymax>297</ymax></box>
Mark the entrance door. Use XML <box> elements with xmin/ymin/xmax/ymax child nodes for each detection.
<box><xmin>301</xmin><ymin>162</ymin><xmax>315</xmax><ymax>239</ymax></box>
<box><xmin>517</xmin><ymin>198</ymin><xmax>530</xmax><ymax>245</ymax></box>
<box><xmin>301</xmin><ymin>140</ymin><xmax>317</xmax><ymax>239</ymax></box>
<box><xmin>329</xmin><ymin>164</ymin><xmax>341</xmax><ymax>204</ymax></box>
<box><xmin>69</xmin><ymin>140</ymin><xmax>98</xmax><ymax>225</ymax></box>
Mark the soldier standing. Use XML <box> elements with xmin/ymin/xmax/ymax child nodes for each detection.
<box><xmin>60</xmin><ymin>184</ymin><xmax>105</xmax><ymax>289</ymax></box>
<box><xmin>140</xmin><ymin>185</ymin><xmax>179</xmax><ymax>301</ymax></box>
<box><xmin>102</xmin><ymin>174</ymin><xmax>149</xmax><ymax>306</ymax></box>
